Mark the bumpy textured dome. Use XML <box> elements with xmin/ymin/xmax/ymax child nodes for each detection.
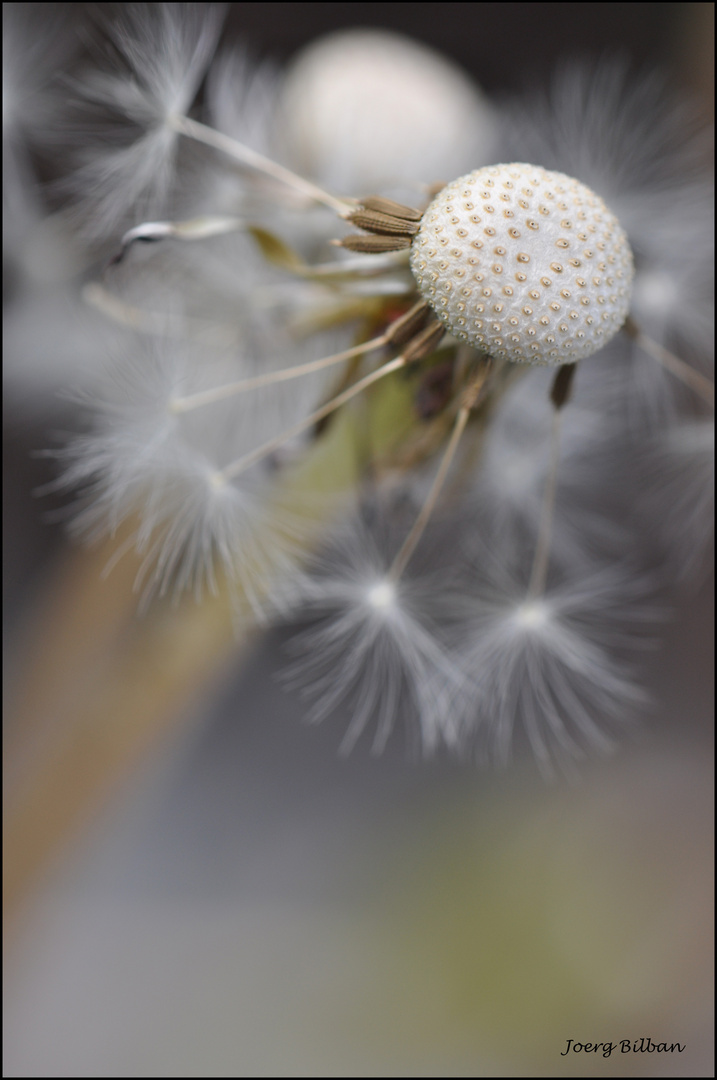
<box><xmin>410</xmin><ymin>164</ymin><xmax>633</xmax><ymax>365</ymax></box>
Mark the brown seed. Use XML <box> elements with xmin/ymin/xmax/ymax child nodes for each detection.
<box><xmin>359</xmin><ymin>195</ymin><xmax>423</xmax><ymax>221</ymax></box>
<box><xmin>339</xmin><ymin>234</ymin><xmax>412</xmax><ymax>253</ymax></box>
<box><xmin>347</xmin><ymin>209</ymin><xmax>419</xmax><ymax>236</ymax></box>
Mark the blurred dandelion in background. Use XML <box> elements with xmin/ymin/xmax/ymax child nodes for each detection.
<box><xmin>3</xmin><ymin>4</ymin><xmax>714</xmax><ymax>1076</ymax></box>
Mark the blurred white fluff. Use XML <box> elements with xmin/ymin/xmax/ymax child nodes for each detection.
<box><xmin>451</xmin><ymin>560</ymin><xmax>661</xmax><ymax>772</ymax></box>
<box><xmin>3</xmin><ymin>3</ymin><xmax>80</xmax><ymax>301</ymax></box>
<box><xmin>276</xmin><ymin>28</ymin><xmax>497</xmax><ymax>201</ymax></box>
<box><xmin>3</xmin><ymin>4</ymin><xmax>128</xmax><ymax>410</ymax></box>
<box><xmin>49</xmin><ymin>337</ymin><xmax>333</xmax><ymax>610</ymax></box>
<box><xmin>67</xmin><ymin>3</ymin><xmax>225</xmax><ymax>237</ymax></box>
<box><xmin>207</xmin><ymin>47</ymin><xmax>277</xmax><ymax>158</ymax></box>
<box><xmin>283</xmin><ymin>508</ymin><xmax>661</xmax><ymax>769</ymax></box>
<box><xmin>283</xmin><ymin>505</ymin><xmax>467</xmax><ymax>757</ymax></box>
<box><xmin>3</xmin><ymin>3</ymin><xmax>76</xmax><ymax>203</ymax></box>
<box><xmin>202</xmin><ymin>48</ymin><xmax>282</xmax><ymax>213</ymax></box>
<box><xmin>637</xmin><ymin>418</ymin><xmax>715</xmax><ymax>583</ymax></box>
<box><xmin>474</xmin><ymin>351</ymin><xmax>635</xmax><ymax>567</ymax></box>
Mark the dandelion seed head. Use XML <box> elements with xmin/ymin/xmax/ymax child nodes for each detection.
<box><xmin>278</xmin><ymin>28</ymin><xmax>495</xmax><ymax>199</ymax></box>
<box><xmin>50</xmin><ymin>337</ymin><xmax>334</xmax><ymax>610</ymax></box>
<box><xmin>411</xmin><ymin>163</ymin><xmax>634</xmax><ymax>365</ymax></box>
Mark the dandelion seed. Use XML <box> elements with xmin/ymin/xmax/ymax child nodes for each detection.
<box><xmin>283</xmin><ymin>506</ymin><xmax>466</xmax><ymax>756</ymax></box>
<box><xmin>15</xmin><ymin>13</ymin><xmax>712</xmax><ymax>766</ymax></box>
<box><xmin>167</xmin><ymin>112</ymin><xmax>355</xmax><ymax>218</ymax></box>
<box><xmin>67</xmin><ymin>3</ymin><xmax>226</xmax><ymax>235</ymax></box>
<box><xmin>47</xmin><ymin>339</ymin><xmax>344</xmax><ymax>610</ymax></box>
<box><xmin>451</xmin><ymin>558</ymin><xmax>662</xmax><ymax>773</ymax></box>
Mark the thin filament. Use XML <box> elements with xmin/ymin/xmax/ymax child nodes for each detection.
<box><xmin>170</xmin><ymin>333</ymin><xmax>390</xmax><ymax>414</ymax></box>
<box><xmin>526</xmin><ymin>411</ymin><xmax>563</xmax><ymax>600</ymax></box>
<box><xmin>627</xmin><ymin>323</ymin><xmax>714</xmax><ymax>407</ymax></box>
<box><xmin>169</xmin><ymin>114</ymin><xmax>355</xmax><ymax>218</ymax></box>
<box><xmin>388</xmin><ymin>360</ymin><xmax>493</xmax><ymax>582</ymax></box>
<box><xmin>388</xmin><ymin>404</ymin><xmax>471</xmax><ymax>582</ymax></box>
<box><xmin>219</xmin><ymin>355</ymin><xmax>405</xmax><ymax>482</ymax></box>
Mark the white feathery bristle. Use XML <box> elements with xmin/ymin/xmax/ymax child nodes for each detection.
<box><xmin>282</xmin><ymin>510</ymin><xmax>466</xmax><ymax>757</ymax></box>
<box><xmin>2</xmin><ymin>3</ymin><xmax>75</xmax><ymax>146</ymax></box>
<box><xmin>365</xmin><ymin>579</ymin><xmax>398</xmax><ymax>611</ymax></box>
<box><xmin>452</xmin><ymin>562</ymin><xmax>662</xmax><ymax>772</ymax></box>
<box><xmin>499</xmin><ymin>61</ymin><xmax>708</xmax><ymax>231</ymax></box>
<box><xmin>206</xmin><ymin>48</ymin><xmax>278</xmax><ymax>155</ymax></box>
<box><xmin>199</xmin><ymin>48</ymin><xmax>287</xmax><ymax>217</ymax></box>
<box><xmin>630</xmin><ymin>251</ymin><xmax>714</xmax><ymax>366</ymax></box>
<box><xmin>638</xmin><ymin>418</ymin><xmax>715</xmax><ymax>582</ymax></box>
<box><xmin>411</xmin><ymin>163</ymin><xmax>634</xmax><ymax>365</ymax></box>
<box><xmin>3</xmin><ymin>4</ymin><xmax>77</xmax><ymax>254</ymax></box>
<box><xmin>68</xmin><ymin>4</ymin><xmax>224</xmax><ymax>236</ymax></box>
<box><xmin>50</xmin><ymin>338</ymin><xmax>331</xmax><ymax>610</ymax></box>
<box><xmin>474</xmin><ymin>354</ymin><xmax>635</xmax><ymax>565</ymax></box>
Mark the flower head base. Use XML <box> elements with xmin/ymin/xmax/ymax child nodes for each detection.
<box><xmin>410</xmin><ymin>164</ymin><xmax>634</xmax><ymax>364</ymax></box>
